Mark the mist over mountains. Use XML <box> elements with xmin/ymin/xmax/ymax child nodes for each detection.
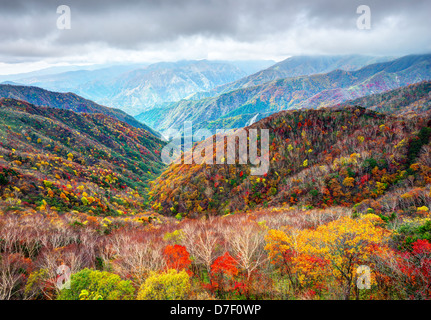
<box><xmin>10</xmin><ymin>60</ymin><xmax>275</xmax><ymax>116</ymax></box>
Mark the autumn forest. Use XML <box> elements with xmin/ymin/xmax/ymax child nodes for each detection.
<box><xmin>0</xmin><ymin>71</ymin><xmax>430</xmax><ymax>301</ymax></box>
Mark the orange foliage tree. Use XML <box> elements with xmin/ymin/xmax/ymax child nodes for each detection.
<box><xmin>207</xmin><ymin>252</ymin><xmax>238</xmax><ymax>297</ymax></box>
<box><xmin>163</xmin><ymin>245</ymin><xmax>192</xmax><ymax>274</ymax></box>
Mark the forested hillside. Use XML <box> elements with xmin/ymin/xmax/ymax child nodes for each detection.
<box><xmin>149</xmin><ymin>106</ymin><xmax>431</xmax><ymax>218</ymax></box>
<box><xmin>0</xmin><ymin>98</ymin><xmax>165</xmax><ymax>216</ymax></box>
<box><xmin>338</xmin><ymin>80</ymin><xmax>431</xmax><ymax>115</ymax></box>
<box><xmin>0</xmin><ymin>84</ymin><xmax>160</xmax><ymax>137</ymax></box>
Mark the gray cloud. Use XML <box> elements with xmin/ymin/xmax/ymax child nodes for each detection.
<box><xmin>0</xmin><ymin>0</ymin><xmax>430</xmax><ymax>67</ymax></box>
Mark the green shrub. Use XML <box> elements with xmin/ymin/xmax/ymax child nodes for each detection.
<box><xmin>346</xmin><ymin>167</ymin><xmax>356</xmax><ymax>178</ymax></box>
<box><xmin>393</xmin><ymin>219</ymin><xmax>431</xmax><ymax>251</ymax></box>
<box><xmin>0</xmin><ymin>173</ymin><xmax>7</xmax><ymax>186</ymax></box>
<box><xmin>309</xmin><ymin>189</ymin><xmax>319</xmax><ymax>197</ymax></box>
<box><xmin>362</xmin><ymin>158</ymin><xmax>378</xmax><ymax>172</ymax></box>
<box><xmin>57</xmin><ymin>268</ymin><xmax>135</xmax><ymax>300</ymax></box>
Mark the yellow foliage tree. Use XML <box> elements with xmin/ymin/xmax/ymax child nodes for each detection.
<box><xmin>343</xmin><ymin>177</ymin><xmax>355</xmax><ymax>187</ymax></box>
<box><xmin>137</xmin><ymin>269</ymin><xmax>190</xmax><ymax>300</ymax></box>
<box><xmin>266</xmin><ymin>215</ymin><xmax>390</xmax><ymax>299</ymax></box>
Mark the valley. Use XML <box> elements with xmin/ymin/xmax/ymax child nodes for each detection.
<box><xmin>0</xmin><ymin>54</ymin><xmax>430</xmax><ymax>302</ymax></box>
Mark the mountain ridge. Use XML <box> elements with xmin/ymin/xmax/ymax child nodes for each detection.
<box><xmin>0</xmin><ymin>97</ymin><xmax>165</xmax><ymax>215</ymax></box>
<box><xmin>136</xmin><ymin>54</ymin><xmax>431</xmax><ymax>133</ymax></box>
<box><xmin>0</xmin><ymin>84</ymin><xmax>161</xmax><ymax>138</ymax></box>
<box><xmin>12</xmin><ymin>60</ymin><xmax>274</xmax><ymax>116</ymax></box>
<box><xmin>187</xmin><ymin>54</ymin><xmax>396</xmax><ymax>100</ymax></box>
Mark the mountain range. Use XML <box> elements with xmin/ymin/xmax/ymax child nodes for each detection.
<box><xmin>189</xmin><ymin>54</ymin><xmax>395</xmax><ymax>100</ymax></box>
<box><xmin>197</xmin><ymin>80</ymin><xmax>431</xmax><ymax>132</ymax></box>
<box><xmin>13</xmin><ymin>60</ymin><xmax>275</xmax><ymax>116</ymax></box>
<box><xmin>1</xmin><ymin>52</ymin><xmax>431</xmax><ymax>302</ymax></box>
<box><xmin>136</xmin><ymin>54</ymin><xmax>431</xmax><ymax>134</ymax></box>
<box><xmin>1</xmin><ymin>53</ymin><xmax>431</xmax><ymax>218</ymax></box>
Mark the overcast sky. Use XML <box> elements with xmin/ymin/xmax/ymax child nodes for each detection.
<box><xmin>0</xmin><ymin>0</ymin><xmax>430</xmax><ymax>74</ymax></box>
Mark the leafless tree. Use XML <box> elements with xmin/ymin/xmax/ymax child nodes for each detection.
<box><xmin>224</xmin><ymin>219</ymin><xmax>268</xmax><ymax>281</ymax></box>
<box><xmin>181</xmin><ymin>217</ymin><xmax>222</xmax><ymax>274</ymax></box>
<box><xmin>0</xmin><ymin>253</ymin><xmax>30</xmax><ymax>300</ymax></box>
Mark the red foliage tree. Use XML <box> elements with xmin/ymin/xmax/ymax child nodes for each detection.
<box><xmin>211</xmin><ymin>252</ymin><xmax>238</xmax><ymax>277</ymax></box>
<box><xmin>163</xmin><ymin>245</ymin><xmax>192</xmax><ymax>273</ymax></box>
<box><xmin>207</xmin><ymin>252</ymin><xmax>238</xmax><ymax>297</ymax></box>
